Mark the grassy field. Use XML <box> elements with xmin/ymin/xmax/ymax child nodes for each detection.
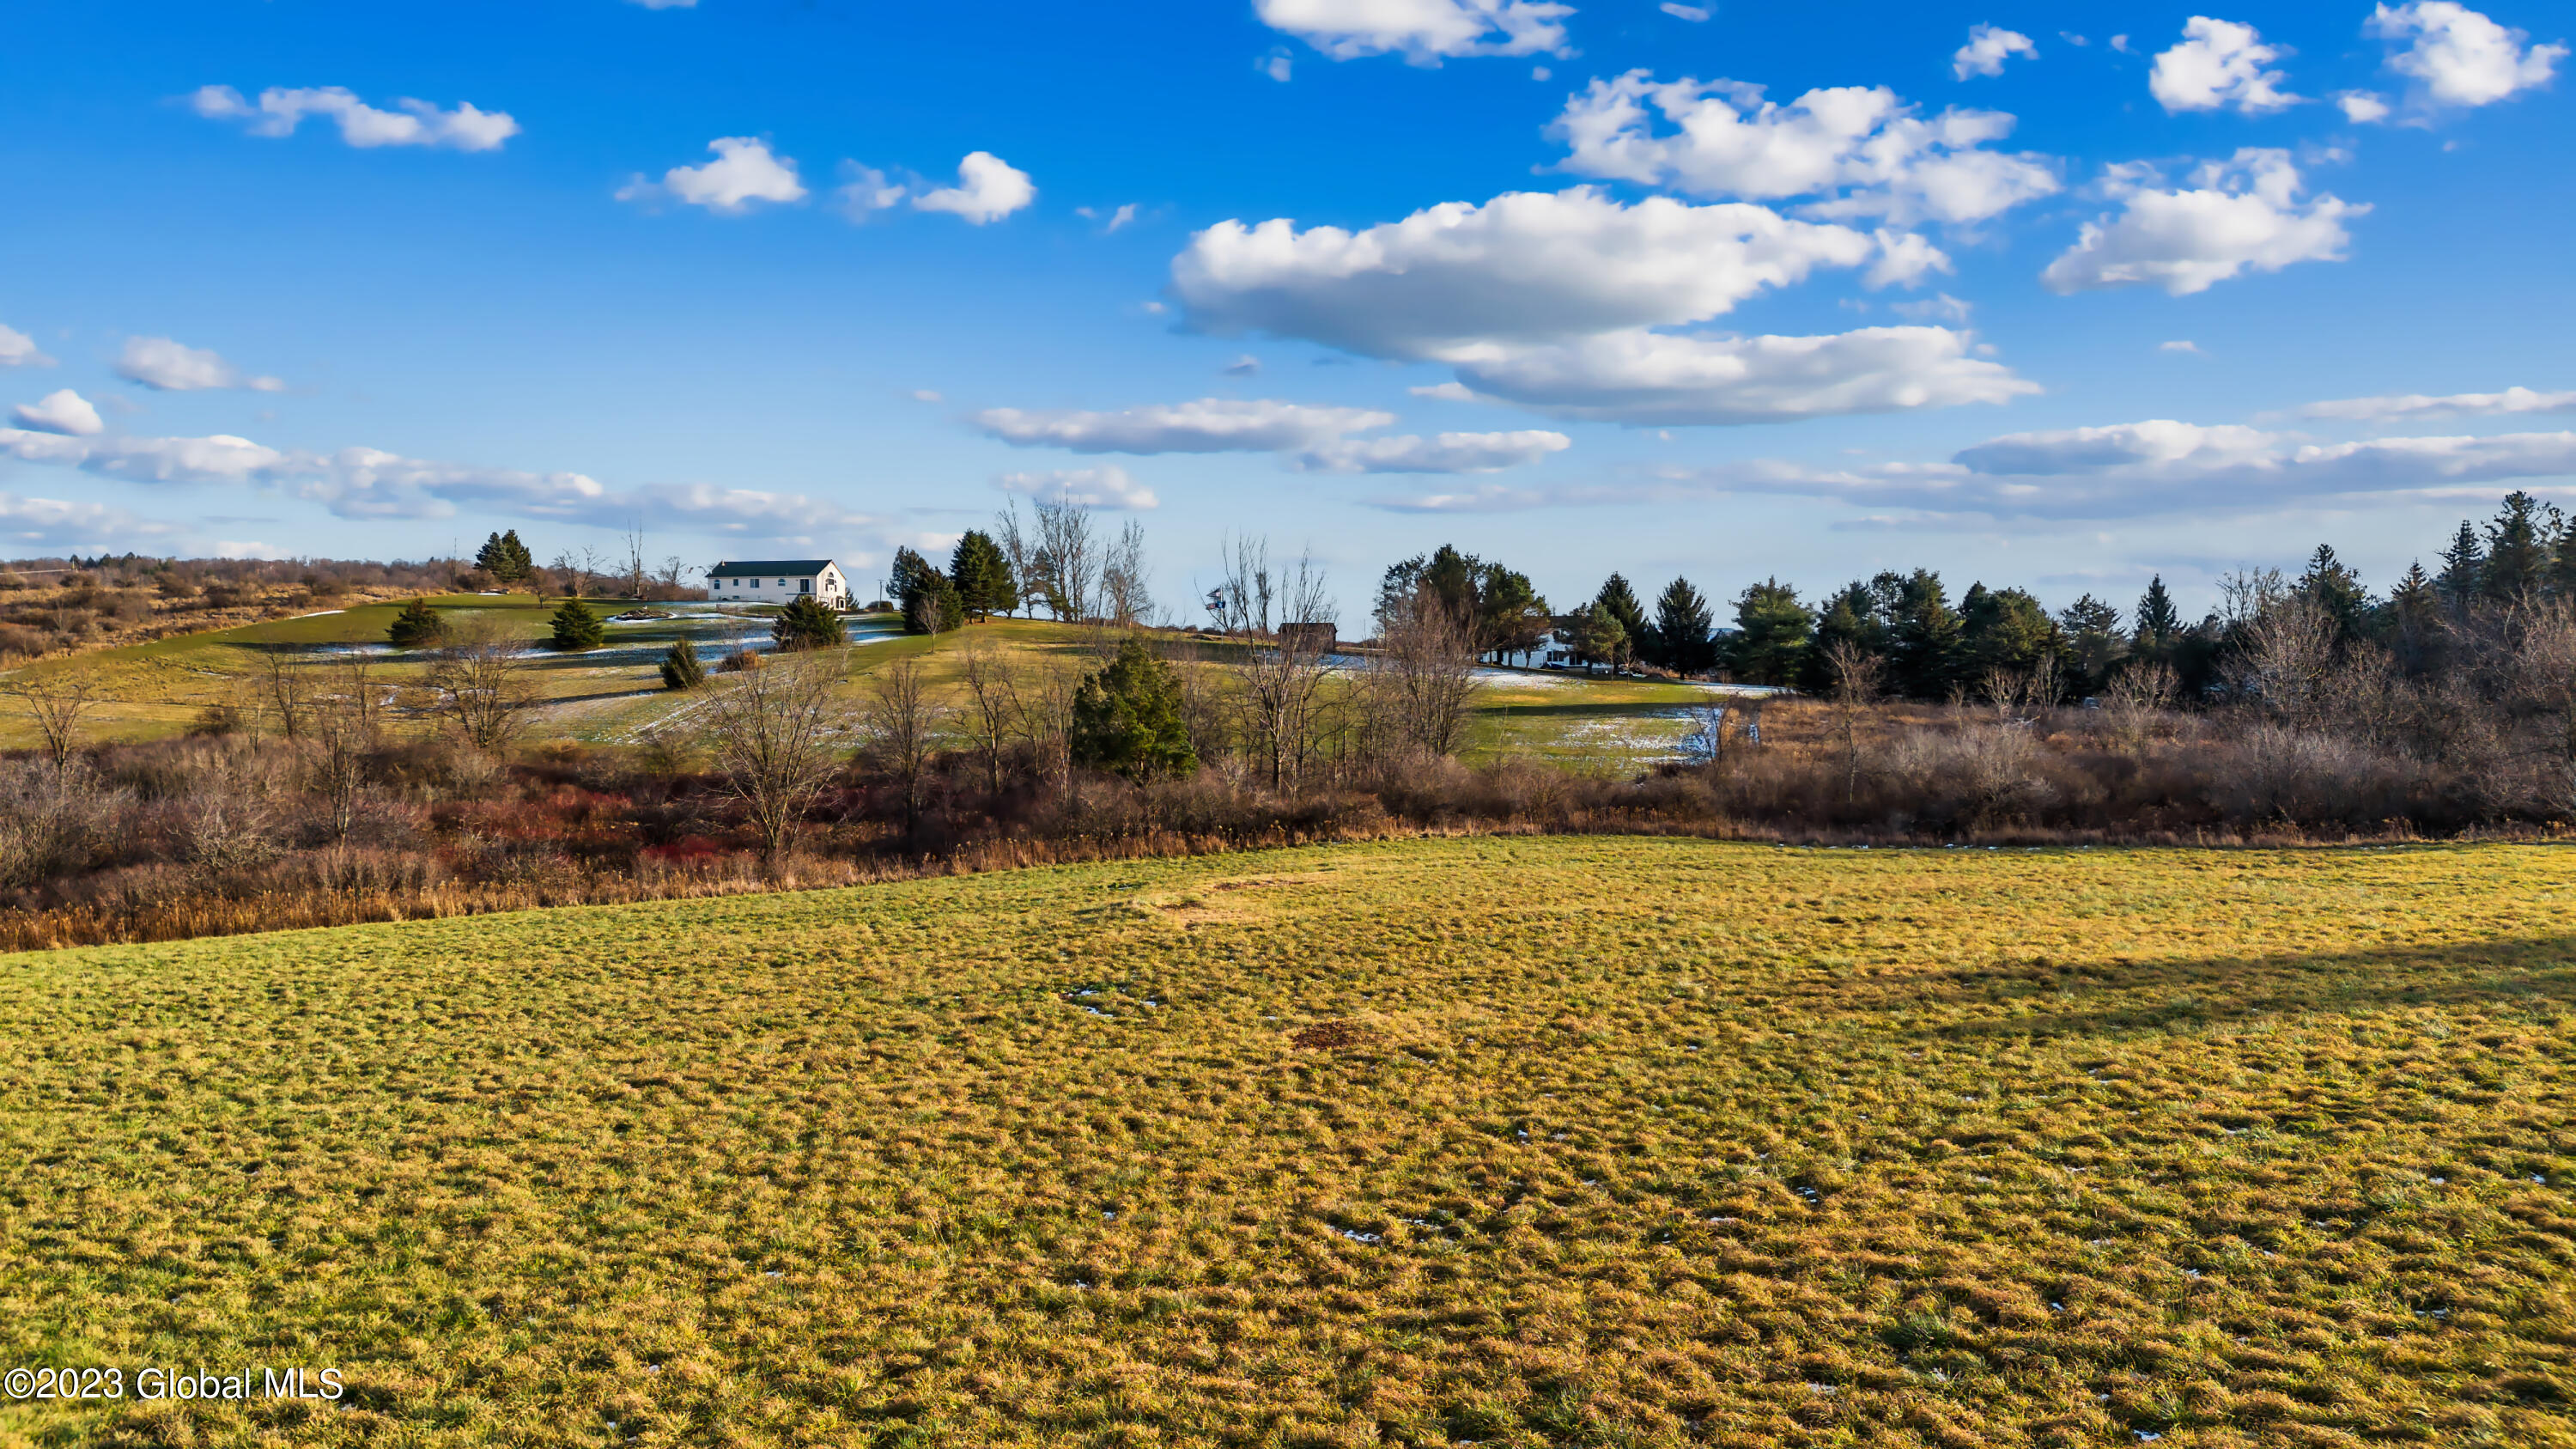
<box><xmin>2</xmin><ymin>837</ymin><xmax>2571</xmax><ymax>1447</ymax></box>
<box><xmin>0</xmin><ymin>597</ymin><xmax>1744</xmax><ymax>766</ymax></box>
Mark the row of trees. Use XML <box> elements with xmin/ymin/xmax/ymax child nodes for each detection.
<box><xmin>882</xmin><ymin>502</ymin><xmax>1157</xmax><ymax>636</ymax></box>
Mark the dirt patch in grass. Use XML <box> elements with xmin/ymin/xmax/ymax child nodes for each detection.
<box><xmin>2</xmin><ymin>837</ymin><xmax>2573</xmax><ymax>1447</ymax></box>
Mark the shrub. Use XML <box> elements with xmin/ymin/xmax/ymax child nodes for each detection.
<box><xmin>1071</xmin><ymin>637</ymin><xmax>1197</xmax><ymax>781</ymax></box>
<box><xmin>660</xmin><ymin>637</ymin><xmax>708</xmax><ymax>690</ymax></box>
<box><xmin>549</xmin><ymin>598</ymin><xmax>605</xmax><ymax>651</ymax></box>
<box><xmin>770</xmin><ymin>596</ymin><xmax>846</xmax><ymax>651</ymax></box>
<box><xmin>718</xmin><ymin>646</ymin><xmax>762</xmax><ymax>673</ymax></box>
<box><xmin>386</xmin><ymin>597</ymin><xmax>447</xmax><ymax>648</ymax></box>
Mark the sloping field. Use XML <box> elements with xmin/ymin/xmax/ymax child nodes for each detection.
<box><xmin>2</xmin><ymin>839</ymin><xmax>2572</xmax><ymax>1447</ymax></box>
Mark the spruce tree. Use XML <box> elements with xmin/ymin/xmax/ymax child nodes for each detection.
<box><xmin>1727</xmin><ymin>578</ymin><xmax>1812</xmax><ymax>686</ymax></box>
<box><xmin>2481</xmin><ymin>490</ymin><xmax>2553</xmax><ymax>602</ymax></box>
<box><xmin>1564</xmin><ymin>601</ymin><xmax>1629</xmax><ymax>673</ymax></box>
<box><xmin>1475</xmin><ymin>564</ymin><xmax>1550</xmax><ymax>658</ymax></box>
<box><xmin>2297</xmin><ymin>545</ymin><xmax>2372</xmax><ymax>641</ymax></box>
<box><xmin>1651</xmin><ymin>576</ymin><xmax>1715</xmax><ymax>674</ymax></box>
<box><xmin>549</xmin><ymin>596</ymin><xmax>605</xmax><ymax>651</ymax></box>
<box><xmin>1069</xmin><ymin>637</ymin><xmax>1198</xmax><ymax>780</ymax></box>
<box><xmin>771</xmin><ymin>596</ymin><xmax>848</xmax><ymax>651</ymax></box>
<box><xmin>948</xmin><ymin>530</ymin><xmax>1018</xmax><ymax>621</ymax></box>
<box><xmin>2134</xmin><ymin>575</ymin><xmax>2182</xmax><ymax>653</ymax></box>
<box><xmin>2437</xmin><ymin>521</ymin><xmax>2484</xmax><ymax>612</ymax></box>
<box><xmin>1887</xmin><ymin>569</ymin><xmax>1964</xmax><ymax>700</ymax></box>
<box><xmin>659</xmin><ymin>636</ymin><xmax>707</xmax><ymax>690</ymax></box>
<box><xmin>903</xmin><ymin>572</ymin><xmax>965</xmax><ymax>636</ymax></box>
<box><xmin>2385</xmin><ymin>562</ymin><xmax>2443</xmax><ymax>675</ymax></box>
<box><xmin>1594</xmin><ymin>574</ymin><xmax>1649</xmax><ymax>661</ymax></box>
<box><xmin>385</xmin><ymin>596</ymin><xmax>446</xmax><ymax>648</ymax></box>
<box><xmin>474</xmin><ymin>529</ymin><xmax>535</xmax><ymax>586</ymax></box>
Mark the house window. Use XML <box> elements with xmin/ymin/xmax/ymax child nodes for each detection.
<box><xmin>799</xmin><ymin>579</ymin><xmax>811</xmax><ymax>594</ymax></box>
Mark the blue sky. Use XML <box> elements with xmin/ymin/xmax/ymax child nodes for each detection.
<box><xmin>2</xmin><ymin>0</ymin><xmax>2569</xmax><ymax>618</ymax></box>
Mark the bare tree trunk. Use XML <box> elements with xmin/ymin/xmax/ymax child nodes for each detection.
<box><xmin>428</xmin><ymin>617</ymin><xmax>537</xmax><ymax>753</ymax></box>
<box><xmin>1370</xmin><ymin>588</ymin><xmax>1482</xmax><ymax>758</ymax></box>
<box><xmin>956</xmin><ymin>632</ymin><xmax>1018</xmax><ymax>796</ymax></box>
<box><xmin>1033</xmin><ymin>500</ymin><xmax>1100</xmax><ymax>622</ymax></box>
<box><xmin>1821</xmin><ymin>640</ymin><xmax>1885</xmax><ymax>807</ymax></box>
<box><xmin>1229</xmin><ymin>545</ymin><xmax>1334</xmax><ymax>788</ymax></box>
<box><xmin>11</xmin><ymin>674</ymin><xmax>97</xmax><ymax>775</ymax></box>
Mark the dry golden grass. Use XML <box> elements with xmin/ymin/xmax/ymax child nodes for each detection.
<box><xmin>2</xmin><ymin>837</ymin><xmax>2573</xmax><ymax>1447</ymax></box>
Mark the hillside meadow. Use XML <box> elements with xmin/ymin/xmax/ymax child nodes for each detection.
<box><xmin>2</xmin><ymin>837</ymin><xmax>2573</xmax><ymax>1448</ymax></box>
<box><xmin>0</xmin><ymin>596</ymin><xmax>1731</xmax><ymax>768</ymax></box>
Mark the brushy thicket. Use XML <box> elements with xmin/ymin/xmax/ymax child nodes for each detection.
<box><xmin>1</xmin><ymin>675</ymin><xmax>2567</xmax><ymax>953</ymax></box>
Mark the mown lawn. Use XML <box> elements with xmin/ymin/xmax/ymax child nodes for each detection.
<box><xmin>2</xmin><ymin>839</ymin><xmax>2571</xmax><ymax>1448</ymax></box>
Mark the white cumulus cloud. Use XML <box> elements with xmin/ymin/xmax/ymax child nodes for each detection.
<box><xmin>1291</xmin><ymin>429</ymin><xmax>1571</xmax><ymax>473</ymax></box>
<box><xmin>2336</xmin><ymin>90</ymin><xmax>2396</xmax><ymax>121</ymax></box>
<box><xmin>0</xmin><ymin>324</ymin><xmax>54</xmax><ymax>368</ymax></box>
<box><xmin>1548</xmin><ymin>72</ymin><xmax>2057</xmax><ymax>227</ymax></box>
<box><xmin>994</xmin><ymin>465</ymin><xmax>1160</xmax><ymax>510</ymax></box>
<box><xmin>1254</xmin><ymin>0</ymin><xmax>1573</xmax><ymax>63</ymax></box>
<box><xmin>912</xmin><ymin>152</ymin><xmax>1036</xmax><ymax>224</ymax></box>
<box><xmin>2042</xmin><ymin>149</ymin><xmax>2363</xmax><ymax>296</ymax></box>
<box><xmin>1953</xmin><ymin>25</ymin><xmax>2038</xmax><ymax>80</ymax></box>
<box><xmin>1440</xmin><ymin>326</ymin><xmax>2038</xmax><ymax>425</ymax></box>
<box><xmin>10</xmin><ymin>389</ymin><xmax>104</xmax><ymax>437</ymax></box>
<box><xmin>618</xmin><ymin>137</ymin><xmax>807</xmax><ymax>214</ymax></box>
<box><xmin>971</xmin><ymin>398</ymin><xmax>1396</xmax><ymax>454</ymax></box>
<box><xmin>189</xmin><ymin>84</ymin><xmax>519</xmax><ymax>150</ymax></box>
<box><xmin>2367</xmin><ymin>2</ymin><xmax>2565</xmax><ymax>113</ymax></box>
<box><xmin>2302</xmin><ymin>386</ymin><xmax>2576</xmax><ymax>422</ymax></box>
<box><xmin>2148</xmin><ymin>17</ymin><xmax>2301</xmax><ymax>113</ymax></box>
<box><xmin>114</xmin><ymin>336</ymin><xmax>287</xmax><ymax>393</ymax></box>
<box><xmin>1173</xmin><ymin>186</ymin><xmax>1879</xmax><ymax>361</ymax></box>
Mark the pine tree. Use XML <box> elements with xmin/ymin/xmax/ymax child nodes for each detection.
<box><xmin>1070</xmin><ymin>637</ymin><xmax>1198</xmax><ymax>780</ymax></box>
<box><xmin>948</xmin><ymin>530</ymin><xmax>1018</xmax><ymax>622</ymax></box>
<box><xmin>2057</xmin><ymin>594</ymin><xmax>2126</xmax><ymax>694</ymax></box>
<box><xmin>903</xmin><ymin>572</ymin><xmax>965</xmax><ymax>636</ymax></box>
<box><xmin>2385</xmin><ymin>562</ymin><xmax>2443</xmax><ymax>676</ymax></box>
<box><xmin>1564</xmin><ymin>601</ymin><xmax>1629</xmax><ymax>673</ymax></box>
<box><xmin>659</xmin><ymin>637</ymin><xmax>707</xmax><ymax>690</ymax></box>
<box><xmin>2437</xmin><ymin>521</ymin><xmax>2484</xmax><ymax>612</ymax></box>
<box><xmin>2481</xmin><ymin>490</ymin><xmax>2553</xmax><ymax>602</ymax></box>
<box><xmin>474</xmin><ymin>529</ymin><xmax>535</xmax><ymax>586</ymax></box>
<box><xmin>1651</xmin><ymin>576</ymin><xmax>1715</xmax><ymax>675</ymax></box>
<box><xmin>385</xmin><ymin>597</ymin><xmax>446</xmax><ymax>648</ymax></box>
<box><xmin>1476</xmin><ymin>565</ymin><xmax>1551</xmax><ymax>658</ymax></box>
<box><xmin>1888</xmin><ymin>569</ymin><xmax>1963</xmax><ymax>700</ymax></box>
<box><xmin>549</xmin><ymin>597</ymin><xmax>605</xmax><ymax>651</ymax></box>
<box><xmin>771</xmin><ymin>596</ymin><xmax>848</xmax><ymax>651</ymax></box>
<box><xmin>1726</xmin><ymin>578</ymin><xmax>1812</xmax><ymax>686</ymax></box>
<box><xmin>2134</xmin><ymin>575</ymin><xmax>2182</xmax><ymax>654</ymax></box>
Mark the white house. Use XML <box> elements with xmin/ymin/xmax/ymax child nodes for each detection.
<box><xmin>706</xmin><ymin>559</ymin><xmax>852</xmax><ymax>609</ymax></box>
<box><xmin>1490</xmin><ymin>629</ymin><xmax>1575</xmax><ymax>671</ymax></box>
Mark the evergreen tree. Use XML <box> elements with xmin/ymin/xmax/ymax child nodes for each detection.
<box><xmin>474</xmin><ymin>530</ymin><xmax>534</xmax><ymax>585</ymax></box>
<box><xmin>2134</xmin><ymin>575</ymin><xmax>2182</xmax><ymax>654</ymax></box>
<box><xmin>1070</xmin><ymin>637</ymin><xmax>1198</xmax><ymax>780</ymax></box>
<box><xmin>549</xmin><ymin>597</ymin><xmax>605</xmax><ymax>651</ymax></box>
<box><xmin>2437</xmin><ymin>521</ymin><xmax>2484</xmax><ymax>612</ymax></box>
<box><xmin>659</xmin><ymin>636</ymin><xmax>707</xmax><ymax>690</ymax></box>
<box><xmin>1650</xmin><ymin>576</ymin><xmax>1715</xmax><ymax>674</ymax></box>
<box><xmin>1593</xmin><ymin>574</ymin><xmax>1648</xmax><ymax>662</ymax></box>
<box><xmin>903</xmin><ymin>573</ymin><xmax>963</xmax><ymax>635</ymax></box>
<box><xmin>1376</xmin><ymin>545</ymin><xmax>1481</xmax><ymax>632</ymax></box>
<box><xmin>772</xmin><ymin>596</ymin><xmax>848</xmax><ymax>651</ymax></box>
<box><xmin>890</xmin><ymin>546</ymin><xmax>939</xmax><ymax>604</ymax></box>
<box><xmin>2481</xmin><ymin>490</ymin><xmax>2554</xmax><ymax>602</ymax></box>
<box><xmin>2296</xmin><ymin>544</ymin><xmax>2372</xmax><ymax>641</ymax></box>
<box><xmin>948</xmin><ymin>530</ymin><xmax>1018</xmax><ymax>621</ymax></box>
<box><xmin>385</xmin><ymin>597</ymin><xmax>446</xmax><ymax>648</ymax></box>
<box><xmin>1564</xmin><ymin>601</ymin><xmax>1629</xmax><ymax>673</ymax></box>
<box><xmin>1725</xmin><ymin>578</ymin><xmax>1813</xmax><ymax>687</ymax></box>
<box><xmin>2057</xmin><ymin>594</ymin><xmax>2126</xmax><ymax>694</ymax></box>
<box><xmin>1960</xmin><ymin>584</ymin><xmax>2063</xmax><ymax>679</ymax></box>
<box><xmin>2385</xmin><ymin>562</ymin><xmax>2443</xmax><ymax>676</ymax></box>
<box><xmin>1475</xmin><ymin>564</ymin><xmax>1551</xmax><ymax>658</ymax></box>
<box><xmin>1887</xmin><ymin>569</ymin><xmax>1964</xmax><ymax>700</ymax></box>
<box><xmin>1804</xmin><ymin>583</ymin><xmax>1882</xmax><ymax>691</ymax></box>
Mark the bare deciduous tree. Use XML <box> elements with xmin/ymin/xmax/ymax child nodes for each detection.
<box><xmin>305</xmin><ymin>658</ymin><xmax>380</xmax><ymax>841</ymax></box>
<box><xmin>955</xmin><ymin>631</ymin><xmax>1018</xmax><ymax>795</ymax></box>
<box><xmin>428</xmin><ymin>617</ymin><xmax>538</xmax><ymax>753</ymax></box>
<box><xmin>860</xmin><ymin>657</ymin><xmax>949</xmax><ymax>831</ymax></box>
<box><xmin>1822</xmin><ymin>639</ymin><xmax>1885</xmax><ymax>805</ymax></box>
<box><xmin>1229</xmin><ymin>545</ymin><xmax>1337</xmax><ymax>787</ymax></box>
<box><xmin>1100</xmin><ymin>518</ymin><xmax>1155</xmax><ymax>627</ymax></box>
<box><xmin>1364</xmin><ymin>588</ymin><xmax>1482</xmax><ymax>758</ymax></box>
<box><xmin>1031</xmin><ymin>498</ymin><xmax>1100</xmax><ymax>622</ymax></box>
<box><xmin>12</xmin><ymin>673</ymin><xmax>98</xmax><ymax>774</ymax></box>
<box><xmin>258</xmin><ymin>649</ymin><xmax>314</xmax><ymax>741</ymax></box>
<box><xmin>993</xmin><ymin>503</ymin><xmax>1036</xmax><ymax>618</ymax></box>
<box><xmin>704</xmin><ymin>648</ymin><xmax>848</xmax><ymax>866</ymax></box>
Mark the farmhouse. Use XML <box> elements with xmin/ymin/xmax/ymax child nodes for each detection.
<box><xmin>706</xmin><ymin>559</ymin><xmax>852</xmax><ymax>609</ymax></box>
<box><xmin>1490</xmin><ymin>628</ymin><xmax>1574</xmax><ymax>671</ymax></box>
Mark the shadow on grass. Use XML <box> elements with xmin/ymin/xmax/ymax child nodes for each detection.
<box><xmin>1470</xmin><ymin>701</ymin><xmax>1699</xmax><ymax>720</ymax></box>
<box><xmin>1924</xmin><ymin>935</ymin><xmax>2576</xmax><ymax>1038</ymax></box>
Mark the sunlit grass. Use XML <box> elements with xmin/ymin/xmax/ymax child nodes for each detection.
<box><xmin>2</xmin><ymin>837</ymin><xmax>2570</xmax><ymax>1446</ymax></box>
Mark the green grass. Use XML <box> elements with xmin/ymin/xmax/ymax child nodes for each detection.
<box><xmin>2</xmin><ymin>603</ymin><xmax>1729</xmax><ymax>764</ymax></box>
<box><xmin>3</xmin><ymin>837</ymin><xmax>2572</xmax><ymax>1447</ymax></box>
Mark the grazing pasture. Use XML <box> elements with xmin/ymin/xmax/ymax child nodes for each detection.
<box><xmin>1</xmin><ymin>837</ymin><xmax>2571</xmax><ymax>1447</ymax></box>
